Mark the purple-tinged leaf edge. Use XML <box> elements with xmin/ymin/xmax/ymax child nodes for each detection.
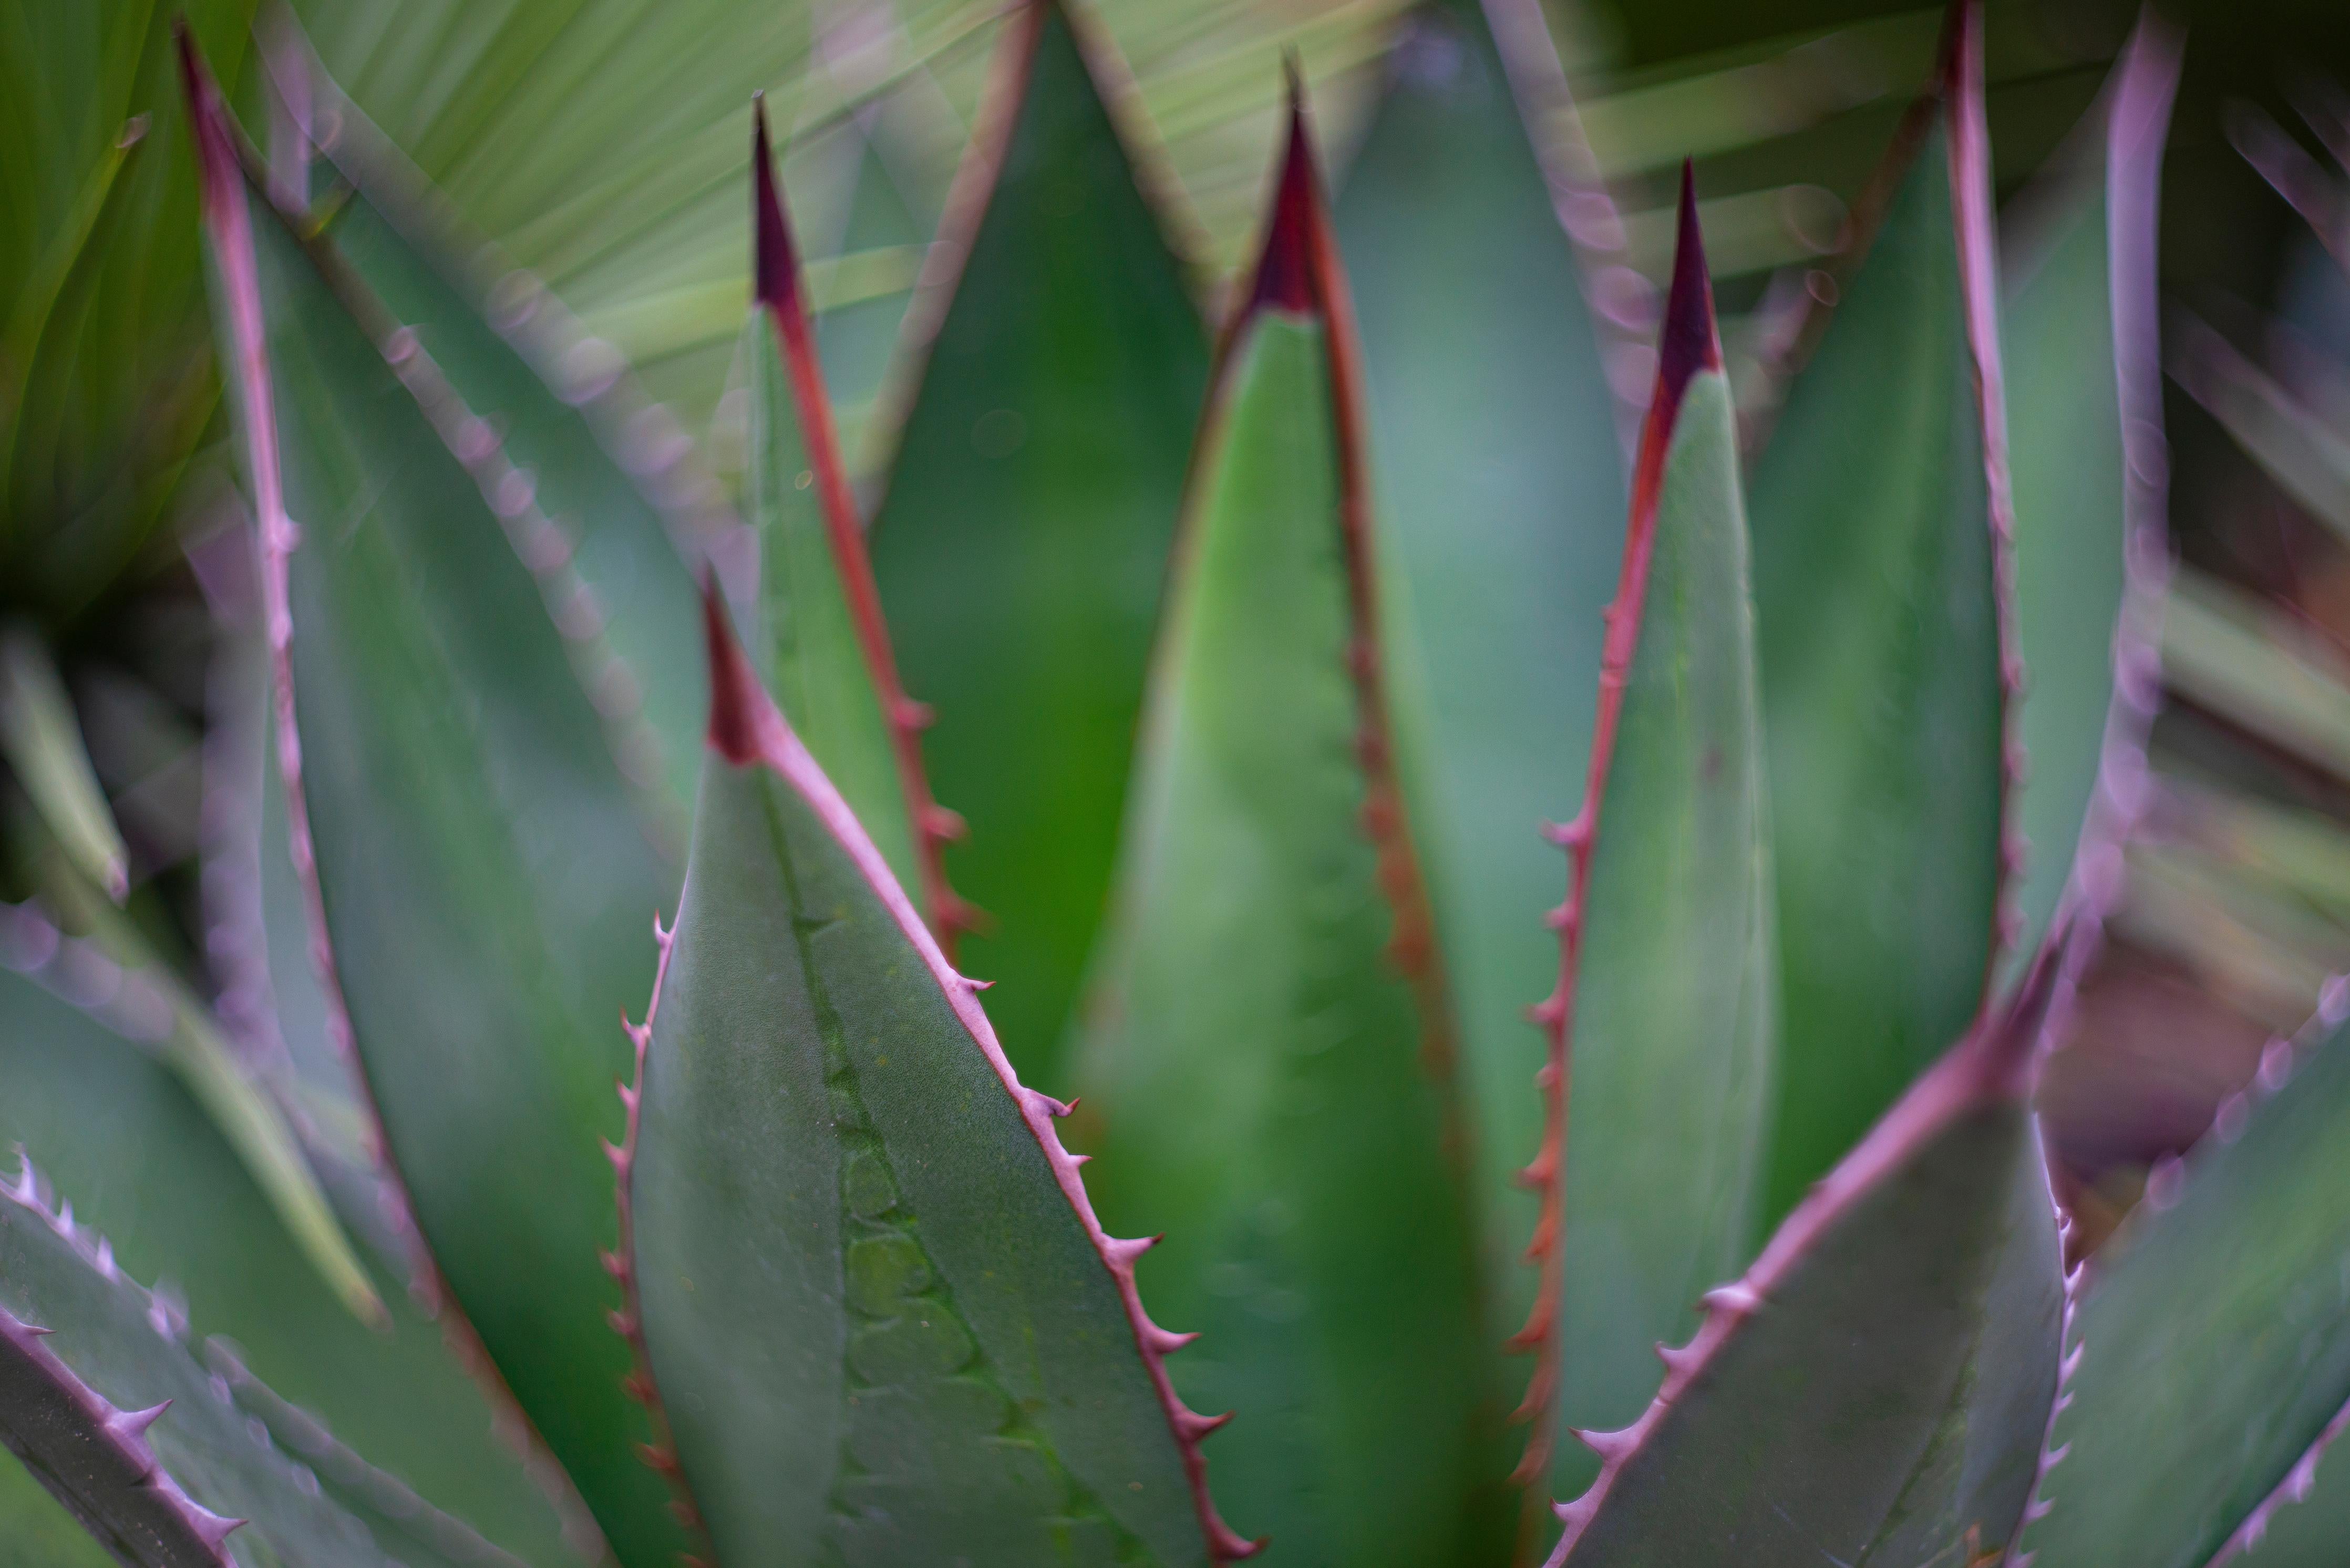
<box><xmin>1508</xmin><ymin>160</ymin><xmax>1723</xmax><ymax>1503</ymax></box>
<box><xmin>177</xmin><ymin>30</ymin><xmax>609</xmax><ymax>1559</ymax></box>
<box><xmin>0</xmin><ymin>1158</ymin><xmax>246</xmax><ymax>1565</ymax></box>
<box><xmin>1545</xmin><ymin>932</ymin><xmax>2074</xmax><ymax>1565</ymax></box>
<box><xmin>611</xmin><ymin>586</ymin><xmax>1261</xmax><ymax>1563</ymax></box>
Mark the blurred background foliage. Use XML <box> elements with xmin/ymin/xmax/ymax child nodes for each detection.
<box><xmin>17</xmin><ymin>0</ymin><xmax>2350</xmax><ymax>1379</ymax></box>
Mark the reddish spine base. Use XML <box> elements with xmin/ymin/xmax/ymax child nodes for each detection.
<box><xmin>178</xmin><ymin>33</ymin><xmax>611</xmax><ymax>1560</ymax></box>
<box><xmin>1508</xmin><ymin>162</ymin><xmax>1720</xmax><ymax>1505</ymax></box>
<box><xmin>636</xmin><ymin>592</ymin><xmax>1258</xmax><ymax>1562</ymax></box>
<box><xmin>0</xmin><ymin>1160</ymin><xmax>245</xmax><ymax>1562</ymax></box>
<box><xmin>750</xmin><ymin>97</ymin><xmax>974</xmax><ymax>953</ymax></box>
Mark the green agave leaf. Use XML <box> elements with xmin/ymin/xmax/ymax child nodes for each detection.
<box><xmin>273</xmin><ymin>30</ymin><xmax>725</xmax><ymax>835</ymax></box>
<box><xmin>617</xmin><ymin>593</ymin><xmax>1250</xmax><ymax>1566</ymax></box>
<box><xmin>0</xmin><ymin>0</ymin><xmax>252</xmax><ymax>617</ymax></box>
<box><xmin>746</xmin><ymin>100</ymin><xmax>961</xmax><ymax>936</ymax></box>
<box><xmin>1520</xmin><ymin>173</ymin><xmax>1777</xmax><ymax>1522</ymax></box>
<box><xmin>184</xmin><ymin>42</ymin><xmax>689</xmax><ymax>1567</ymax></box>
<box><xmin>865</xmin><ymin>0</ymin><xmax>1212</xmax><ymax>1088</ymax></box>
<box><xmin>2017</xmin><ymin>978</ymin><xmax>2350</xmax><ymax>1568</ymax></box>
<box><xmin>1749</xmin><ymin>3</ymin><xmax>2017</xmax><ymax>1235</ymax></box>
<box><xmin>31</xmin><ymin>855</ymin><xmax>384</xmax><ymax>1335</ymax></box>
<box><xmin>0</xmin><ymin>1156</ymin><xmax>418</xmax><ymax>1568</ymax></box>
<box><xmin>1329</xmin><ymin>0</ymin><xmax>1632</xmax><ymax>1355</ymax></box>
<box><xmin>0</xmin><ymin>947</ymin><xmax>572</xmax><ymax>1568</ymax></box>
<box><xmin>0</xmin><ymin>1422</ymin><xmax>114</xmax><ymax>1567</ymax></box>
<box><xmin>1547</xmin><ymin>943</ymin><xmax>2066</xmax><ymax>1567</ymax></box>
<box><xmin>2000</xmin><ymin>24</ymin><xmax>2179</xmax><ymax>976</ymax></box>
<box><xmin>1074</xmin><ymin>107</ymin><xmax>1496</xmax><ymax>1565</ymax></box>
<box><xmin>0</xmin><ymin>625</ymin><xmax>129</xmax><ymax>903</ymax></box>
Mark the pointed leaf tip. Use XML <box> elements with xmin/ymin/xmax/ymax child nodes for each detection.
<box><xmin>750</xmin><ymin>96</ymin><xmax>800</xmax><ymax>316</ymax></box>
<box><xmin>1656</xmin><ymin>161</ymin><xmax>1722</xmax><ymax>418</ymax></box>
<box><xmin>700</xmin><ymin>582</ymin><xmax>762</xmax><ymax>766</ymax></box>
<box><xmin>1245</xmin><ymin>76</ymin><xmax>1321</xmax><ymax>318</ymax></box>
<box><xmin>174</xmin><ymin>24</ymin><xmax>234</xmax><ymax>207</ymax></box>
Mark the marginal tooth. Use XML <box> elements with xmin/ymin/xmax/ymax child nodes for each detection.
<box><xmin>107</xmin><ymin>1402</ymin><xmax>170</xmax><ymax>1442</ymax></box>
<box><xmin>1176</xmin><ymin>1407</ymin><xmax>1233</xmax><ymax>1442</ymax></box>
<box><xmin>1145</xmin><ymin>1324</ymin><xmax>1199</xmax><ymax>1356</ymax></box>
<box><xmin>183</xmin><ymin>1503</ymin><xmax>245</xmax><ymax>1548</ymax></box>
<box><xmin>602</xmin><ymin>1139</ymin><xmax>628</xmax><ymax>1172</ymax></box>
<box><xmin>1021</xmin><ymin>1088</ymin><xmax>1073</xmax><ymax>1120</ymax></box>
<box><xmin>1573</xmin><ymin>1423</ymin><xmax>1638</xmax><ymax>1462</ymax></box>
<box><xmin>1701</xmin><ymin>1282</ymin><xmax>1759</xmax><ymax>1317</ymax></box>
<box><xmin>1101</xmin><ymin>1235</ymin><xmax>1158</xmax><ymax>1268</ymax></box>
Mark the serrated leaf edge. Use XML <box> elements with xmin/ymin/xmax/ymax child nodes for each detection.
<box><xmin>200</xmin><ymin>1337</ymin><xmax>529</xmax><ymax>1568</ymax></box>
<box><xmin>749</xmin><ymin>98</ymin><xmax>977</xmax><ymax>952</ymax></box>
<box><xmin>1543</xmin><ymin>933</ymin><xmax>2071</xmax><ymax>1566</ymax></box>
<box><xmin>1508</xmin><ymin>161</ymin><xmax>1725</xmax><ymax>1501</ymax></box>
<box><xmin>2002</xmin><ymin>25</ymin><xmax>2181</xmax><ymax>1559</ymax></box>
<box><xmin>614</xmin><ymin>590</ymin><xmax>1260</xmax><ymax>1563</ymax></box>
<box><xmin>0</xmin><ymin>1153</ymin><xmax>248</xmax><ymax>1565</ymax></box>
<box><xmin>179</xmin><ymin>33</ymin><xmax>611</xmax><ymax>1561</ymax></box>
<box><xmin>603</xmin><ymin>910</ymin><xmax>712</xmax><ymax>1568</ymax></box>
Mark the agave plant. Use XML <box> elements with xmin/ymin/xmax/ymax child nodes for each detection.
<box><xmin>9</xmin><ymin>0</ymin><xmax>2350</xmax><ymax>1565</ymax></box>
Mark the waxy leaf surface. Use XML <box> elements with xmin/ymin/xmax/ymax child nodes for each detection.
<box><xmin>1999</xmin><ymin>28</ymin><xmax>2176</xmax><ymax>979</ymax></box>
<box><xmin>628</xmin><ymin>611</ymin><xmax>1233</xmax><ymax>1567</ymax></box>
<box><xmin>1551</xmin><ymin>961</ymin><xmax>2064</xmax><ymax>1567</ymax></box>
<box><xmin>866</xmin><ymin>1</ymin><xmax>1210</xmax><ymax>1088</ymax></box>
<box><xmin>1749</xmin><ymin>81</ymin><xmax>2009</xmax><ymax>1233</ymax></box>
<box><xmin>1332</xmin><ymin>0</ymin><xmax>1629</xmax><ymax>1347</ymax></box>
<box><xmin>317</xmin><ymin>169</ymin><xmax>712</xmax><ymax>831</ymax></box>
<box><xmin>0</xmin><ymin>1157</ymin><xmax>414</xmax><ymax>1568</ymax></box>
<box><xmin>0</xmin><ymin>951</ymin><xmax>573</xmax><ymax>1568</ymax></box>
<box><xmin>1076</xmin><ymin>301</ymin><xmax>1494</xmax><ymax>1563</ymax></box>
<box><xmin>194</xmin><ymin>89</ymin><xmax>689</xmax><ymax>1566</ymax></box>
<box><xmin>2021</xmin><ymin>996</ymin><xmax>2350</xmax><ymax>1568</ymax></box>
<box><xmin>1531</xmin><ymin>188</ymin><xmax>1777</xmax><ymax>1514</ymax></box>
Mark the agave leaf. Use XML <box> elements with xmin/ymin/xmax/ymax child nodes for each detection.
<box><xmin>0</xmin><ymin>626</ymin><xmax>129</xmax><ymax>904</ymax></box>
<box><xmin>745</xmin><ymin>100</ymin><xmax>961</xmax><ymax>936</ymax></box>
<box><xmin>1546</xmin><ymin>943</ymin><xmax>2066</xmax><ymax>1567</ymax></box>
<box><xmin>0</xmin><ymin>1427</ymin><xmax>115</xmax><ymax>1567</ymax></box>
<box><xmin>1749</xmin><ymin>2</ymin><xmax>2017</xmax><ymax>1234</ymax></box>
<box><xmin>32</xmin><ymin>857</ymin><xmax>385</xmax><ymax>1333</ymax></box>
<box><xmin>617</xmin><ymin>593</ymin><xmax>1251</xmax><ymax>1566</ymax></box>
<box><xmin>865</xmin><ymin>0</ymin><xmax>1211</xmax><ymax>1087</ymax></box>
<box><xmin>0</xmin><ymin>949</ymin><xmax>573</xmax><ymax>1567</ymax></box>
<box><xmin>268</xmin><ymin>28</ymin><xmax>724</xmax><ymax>834</ymax></box>
<box><xmin>1074</xmin><ymin>100</ymin><xmax>1496</xmax><ymax>1565</ymax></box>
<box><xmin>199</xmin><ymin>1340</ymin><xmax>538</xmax><ymax>1568</ymax></box>
<box><xmin>2016</xmin><ymin>980</ymin><xmax>2350</xmax><ymax>1568</ymax></box>
<box><xmin>2000</xmin><ymin>24</ymin><xmax>2179</xmax><ymax>974</ymax></box>
<box><xmin>0</xmin><ymin>1157</ymin><xmax>424</xmax><ymax>1568</ymax></box>
<box><xmin>1518</xmin><ymin>172</ymin><xmax>1777</xmax><ymax>1521</ymax></box>
<box><xmin>1329</xmin><ymin>0</ymin><xmax>1632</xmax><ymax>1353</ymax></box>
<box><xmin>184</xmin><ymin>40</ymin><xmax>688</xmax><ymax>1567</ymax></box>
